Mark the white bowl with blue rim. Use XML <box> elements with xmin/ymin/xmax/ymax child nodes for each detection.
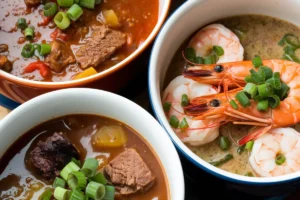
<box><xmin>148</xmin><ymin>0</ymin><xmax>300</xmax><ymax>196</ymax></box>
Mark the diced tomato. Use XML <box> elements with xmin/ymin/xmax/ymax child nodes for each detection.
<box><xmin>50</xmin><ymin>29</ymin><xmax>69</xmax><ymax>41</ymax></box>
<box><xmin>24</xmin><ymin>61</ymin><xmax>50</xmax><ymax>78</ymax></box>
<box><xmin>38</xmin><ymin>16</ymin><xmax>53</xmax><ymax>26</ymax></box>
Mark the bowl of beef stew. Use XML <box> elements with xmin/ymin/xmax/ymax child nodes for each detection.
<box><xmin>0</xmin><ymin>0</ymin><xmax>170</xmax><ymax>102</ymax></box>
<box><xmin>0</xmin><ymin>88</ymin><xmax>184</xmax><ymax>199</ymax></box>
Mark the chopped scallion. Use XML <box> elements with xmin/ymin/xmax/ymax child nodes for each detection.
<box><xmin>179</xmin><ymin>117</ymin><xmax>189</xmax><ymax>130</ymax></box>
<box><xmin>54</xmin><ymin>187</ymin><xmax>69</xmax><ymax>200</ymax></box>
<box><xmin>237</xmin><ymin>145</ymin><xmax>245</xmax><ymax>154</ymax></box>
<box><xmin>181</xmin><ymin>94</ymin><xmax>189</xmax><ymax>107</ymax></box>
<box><xmin>39</xmin><ymin>189</ymin><xmax>52</xmax><ymax>200</ymax></box>
<box><xmin>275</xmin><ymin>154</ymin><xmax>286</xmax><ymax>165</ymax></box>
<box><xmin>235</xmin><ymin>92</ymin><xmax>250</xmax><ymax>108</ymax></box>
<box><xmin>163</xmin><ymin>102</ymin><xmax>171</xmax><ymax>113</ymax></box>
<box><xmin>195</xmin><ymin>56</ymin><xmax>204</xmax><ymax>64</ymax></box>
<box><xmin>257</xmin><ymin>99</ymin><xmax>268</xmax><ymax>111</ymax></box>
<box><xmin>71</xmin><ymin>158</ymin><xmax>81</xmax><ymax>167</ymax></box>
<box><xmin>69</xmin><ymin>189</ymin><xmax>85</xmax><ymax>200</ymax></box>
<box><xmin>219</xmin><ymin>136</ymin><xmax>231</xmax><ymax>151</ymax></box>
<box><xmin>17</xmin><ymin>18</ymin><xmax>27</xmax><ymax>30</ymax></box>
<box><xmin>44</xmin><ymin>2</ymin><xmax>58</xmax><ymax>17</ymax></box>
<box><xmin>204</xmin><ymin>55</ymin><xmax>216</xmax><ymax>64</ymax></box>
<box><xmin>169</xmin><ymin>115</ymin><xmax>179</xmax><ymax>128</ymax></box>
<box><xmin>213</xmin><ymin>45</ymin><xmax>224</xmax><ymax>56</ymax></box>
<box><xmin>244</xmin><ymin>82</ymin><xmax>257</xmax><ymax>98</ymax></box>
<box><xmin>54</xmin><ymin>12</ymin><xmax>71</xmax><ymax>30</ymax></box>
<box><xmin>67</xmin><ymin>4</ymin><xmax>83</xmax><ymax>21</ymax></box>
<box><xmin>81</xmin><ymin>158</ymin><xmax>99</xmax><ymax>177</ymax></box>
<box><xmin>67</xmin><ymin>171</ymin><xmax>87</xmax><ymax>190</ymax></box>
<box><xmin>85</xmin><ymin>181</ymin><xmax>105</xmax><ymax>200</ymax></box>
<box><xmin>102</xmin><ymin>185</ymin><xmax>115</xmax><ymax>200</ymax></box>
<box><xmin>24</xmin><ymin>27</ymin><xmax>34</xmax><ymax>39</ymax></box>
<box><xmin>90</xmin><ymin>172</ymin><xmax>107</xmax><ymax>185</ymax></box>
<box><xmin>229</xmin><ymin>100</ymin><xmax>238</xmax><ymax>109</ymax></box>
<box><xmin>79</xmin><ymin>0</ymin><xmax>96</xmax><ymax>9</ymax></box>
<box><xmin>57</xmin><ymin>0</ymin><xmax>74</xmax><ymax>7</ymax></box>
<box><xmin>21</xmin><ymin>44</ymin><xmax>35</xmax><ymax>58</ymax></box>
<box><xmin>53</xmin><ymin>177</ymin><xmax>66</xmax><ymax>188</ymax></box>
<box><xmin>185</xmin><ymin>47</ymin><xmax>196</xmax><ymax>62</ymax></box>
<box><xmin>245</xmin><ymin>140</ymin><xmax>254</xmax><ymax>151</ymax></box>
<box><xmin>257</xmin><ymin>83</ymin><xmax>273</xmax><ymax>97</ymax></box>
<box><xmin>268</xmin><ymin>95</ymin><xmax>280</xmax><ymax>108</ymax></box>
<box><xmin>60</xmin><ymin>161</ymin><xmax>80</xmax><ymax>181</ymax></box>
<box><xmin>37</xmin><ymin>43</ymin><xmax>51</xmax><ymax>56</ymax></box>
<box><xmin>252</xmin><ymin>56</ymin><xmax>262</xmax><ymax>68</ymax></box>
<box><xmin>209</xmin><ymin>154</ymin><xmax>233</xmax><ymax>167</ymax></box>
<box><xmin>260</xmin><ymin>66</ymin><xmax>273</xmax><ymax>80</ymax></box>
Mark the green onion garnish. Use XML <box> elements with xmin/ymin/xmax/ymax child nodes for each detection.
<box><xmin>273</xmin><ymin>72</ymin><xmax>280</xmax><ymax>79</ymax></box>
<box><xmin>53</xmin><ymin>177</ymin><xmax>66</xmax><ymax>188</ymax></box>
<box><xmin>235</xmin><ymin>92</ymin><xmax>250</xmax><ymax>108</ymax></box>
<box><xmin>229</xmin><ymin>100</ymin><xmax>238</xmax><ymax>109</ymax></box>
<box><xmin>209</xmin><ymin>154</ymin><xmax>233</xmax><ymax>167</ymax></box>
<box><xmin>244</xmin><ymin>82</ymin><xmax>257</xmax><ymax>98</ymax></box>
<box><xmin>67</xmin><ymin>4</ymin><xmax>83</xmax><ymax>21</ymax></box>
<box><xmin>195</xmin><ymin>56</ymin><xmax>204</xmax><ymax>64</ymax></box>
<box><xmin>260</xmin><ymin>66</ymin><xmax>273</xmax><ymax>80</ymax></box>
<box><xmin>54</xmin><ymin>187</ymin><xmax>70</xmax><ymax>200</ymax></box>
<box><xmin>39</xmin><ymin>189</ymin><xmax>52</xmax><ymax>200</ymax></box>
<box><xmin>69</xmin><ymin>189</ymin><xmax>85</xmax><ymax>200</ymax></box>
<box><xmin>257</xmin><ymin>83</ymin><xmax>273</xmax><ymax>97</ymax></box>
<box><xmin>244</xmin><ymin>75</ymin><xmax>254</xmax><ymax>83</ymax></box>
<box><xmin>252</xmin><ymin>56</ymin><xmax>262</xmax><ymax>68</ymax></box>
<box><xmin>163</xmin><ymin>102</ymin><xmax>171</xmax><ymax>113</ymax></box>
<box><xmin>24</xmin><ymin>27</ymin><xmax>34</xmax><ymax>39</ymax></box>
<box><xmin>250</xmin><ymin>69</ymin><xmax>265</xmax><ymax>84</ymax></box>
<box><xmin>181</xmin><ymin>94</ymin><xmax>189</xmax><ymax>107</ymax></box>
<box><xmin>213</xmin><ymin>45</ymin><xmax>224</xmax><ymax>56</ymax></box>
<box><xmin>21</xmin><ymin>44</ymin><xmax>35</xmax><ymax>58</ymax></box>
<box><xmin>268</xmin><ymin>94</ymin><xmax>280</xmax><ymax>108</ymax></box>
<box><xmin>275</xmin><ymin>82</ymin><xmax>290</xmax><ymax>100</ymax></box>
<box><xmin>54</xmin><ymin>12</ymin><xmax>71</xmax><ymax>30</ymax></box>
<box><xmin>219</xmin><ymin>136</ymin><xmax>231</xmax><ymax>151</ymax></box>
<box><xmin>237</xmin><ymin>145</ymin><xmax>245</xmax><ymax>154</ymax></box>
<box><xmin>67</xmin><ymin>171</ymin><xmax>87</xmax><ymax>190</ymax></box>
<box><xmin>60</xmin><ymin>161</ymin><xmax>80</xmax><ymax>181</ymax></box>
<box><xmin>284</xmin><ymin>33</ymin><xmax>300</xmax><ymax>47</ymax></box>
<box><xmin>57</xmin><ymin>0</ymin><xmax>74</xmax><ymax>7</ymax></box>
<box><xmin>169</xmin><ymin>115</ymin><xmax>179</xmax><ymax>128</ymax></box>
<box><xmin>17</xmin><ymin>18</ymin><xmax>27</xmax><ymax>30</ymax></box>
<box><xmin>44</xmin><ymin>2</ymin><xmax>58</xmax><ymax>17</ymax></box>
<box><xmin>85</xmin><ymin>181</ymin><xmax>105</xmax><ymax>200</ymax></box>
<box><xmin>90</xmin><ymin>172</ymin><xmax>107</xmax><ymax>185</ymax></box>
<box><xmin>71</xmin><ymin>157</ymin><xmax>81</xmax><ymax>167</ymax></box>
<box><xmin>257</xmin><ymin>99</ymin><xmax>268</xmax><ymax>111</ymax></box>
<box><xmin>79</xmin><ymin>0</ymin><xmax>96</xmax><ymax>9</ymax></box>
<box><xmin>245</xmin><ymin>140</ymin><xmax>254</xmax><ymax>151</ymax></box>
<box><xmin>266</xmin><ymin>77</ymin><xmax>281</xmax><ymax>90</ymax></box>
<box><xmin>275</xmin><ymin>154</ymin><xmax>286</xmax><ymax>165</ymax></box>
<box><xmin>185</xmin><ymin>47</ymin><xmax>196</xmax><ymax>62</ymax></box>
<box><xmin>37</xmin><ymin>43</ymin><xmax>51</xmax><ymax>56</ymax></box>
<box><xmin>95</xmin><ymin>0</ymin><xmax>102</xmax><ymax>4</ymax></box>
<box><xmin>179</xmin><ymin>117</ymin><xmax>189</xmax><ymax>130</ymax></box>
<box><xmin>81</xmin><ymin>158</ymin><xmax>99</xmax><ymax>178</ymax></box>
<box><xmin>102</xmin><ymin>185</ymin><xmax>115</xmax><ymax>200</ymax></box>
<box><xmin>204</xmin><ymin>55</ymin><xmax>216</xmax><ymax>64</ymax></box>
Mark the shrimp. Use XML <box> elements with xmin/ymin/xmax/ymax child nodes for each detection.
<box><xmin>249</xmin><ymin>128</ymin><xmax>300</xmax><ymax>177</ymax></box>
<box><xmin>183</xmin><ymin>60</ymin><xmax>300</xmax><ymax>144</ymax></box>
<box><xmin>163</xmin><ymin>75</ymin><xmax>219</xmax><ymax>146</ymax></box>
<box><xmin>188</xmin><ymin>24</ymin><xmax>244</xmax><ymax>63</ymax></box>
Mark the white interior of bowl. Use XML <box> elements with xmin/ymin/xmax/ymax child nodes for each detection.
<box><xmin>0</xmin><ymin>0</ymin><xmax>170</xmax><ymax>86</ymax></box>
<box><xmin>149</xmin><ymin>0</ymin><xmax>300</xmax><ymax>183</ymax></box>
<box><xmin>0</xmin><ymin>88</ymin><xmax>184</xmax><ymax>199</ymax></box>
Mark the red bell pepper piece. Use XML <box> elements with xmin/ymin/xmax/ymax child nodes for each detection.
<box><xmin>24</xmin><ymin>61</ymin><xmax>50</xmax><ymax>78</ymax></box>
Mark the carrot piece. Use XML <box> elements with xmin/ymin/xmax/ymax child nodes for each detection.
<box><xmin>24</xmin><ymin>61</ymin><xmax>50</xmax><ymax>78</ymax></box>
<box><xmin>73</xmin><ymin>67</ymin><xmax>97</xmax><ymax>80</ymax></box>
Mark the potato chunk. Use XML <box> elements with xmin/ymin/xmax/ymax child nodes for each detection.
<box><xmin>92</xmin><ymin>125</ymin><xmax>127</xmax><ymax>148</ymax></box>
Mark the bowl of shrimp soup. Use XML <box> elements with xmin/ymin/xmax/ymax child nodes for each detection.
<box><xmin>149</xmin><ymin>0</ymin><xmax>300</xmax><ymax>196</ymax></box>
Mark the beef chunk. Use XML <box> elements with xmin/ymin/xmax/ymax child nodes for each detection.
<box><xmin>45</xmin><ymin>39</ymin><xmax>76</xmax><ymax>72</ymax></box>
<box><xmin>75</xmin><ymin>26</ymin><xmax>126</xmax><ymax>69</ymax></box>
<box><xmin>29</xmin><ymin>132</ymin><xmax>79</xmax><ymax>179</ymax></box>
<box><xmin>104</xmin><ymin>148</ymin><xmax>155</xmax><ymax>195</ymax></box>
<box><xmin>24</xmin><ymin>0</ymin><xmax>40</xmax><ymax>6</ymax></box>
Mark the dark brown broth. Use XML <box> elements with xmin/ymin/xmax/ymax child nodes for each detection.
<box><xmin>0</xmin><ymin>114</ymin><xmax>169</xmax><ymax>199</ymax></box>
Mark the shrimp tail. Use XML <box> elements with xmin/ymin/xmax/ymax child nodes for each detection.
<box><xmin>238</xmin><ymin>125</ymin><xmax>272</xmax><ymax>145</ymax></box>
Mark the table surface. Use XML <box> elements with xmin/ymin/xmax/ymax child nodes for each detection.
<box><xmin>1</xmin><ymin>0</ymin><xmax>300</xmax><ymax>199</ymax></box>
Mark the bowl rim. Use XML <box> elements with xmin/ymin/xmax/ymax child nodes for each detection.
<box><xmin>148</xmin><ymin>0</ymin><xmax>300</xmax><ymax>185</ymax></box>
<box><xmin>0</xmin><ymin>0</ymin><xmax>171</xmax><ymax>89</ymax></box>
<box><xmin>0</xmin><ymin>88</ymin><xmax>185</xmax><ymax>199</ymax></box>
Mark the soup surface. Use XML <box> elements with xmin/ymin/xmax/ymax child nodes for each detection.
<box><xmin>0</xmin><ymin>114</ymin><xmax>169</xmax><ymax>199</ymax></box>
<box><xmin>0</xmin><ymin>0</ymin><xmax>158</xmax><ymax>81</ymax></box>
<box><xmin>164</xmin><ymin>15</ymin><xmax>300</xmax><ymax>176</ymax></box>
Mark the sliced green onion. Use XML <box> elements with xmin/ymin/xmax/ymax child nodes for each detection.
<box><xmin>179</xmin><ymin>117</ymin><xmax>189</xmax><ymax>130</ymax></box>
<box><xmin>209</xmin><ymin>154</ymin><xmax>233</xmax><ymax>167</ymax></box>
<box><xmin>67</xmin><ymin>4</ymin><xmax>83</xmax><ymax>21</ymax></box>
<box><xmin>57</xmin><ymin>0</ymin><xmax>74</xmax><ymax>7</ymax></box>
<box><xmin>258</xmin><ymin>83</ymin><xmax>273</xmax><ymax>97</ymax></box>
<box><xmin>185</xmin><ymin>47</ymin><xmax>196</xmax><ymax>62</ymax></box>
<box><xmin>252</xmin><ymin>56</ymin><xmax>262</xmax><ymax>68</ymax></box>
<box><xmin>54</xmin><ymin>187</ymin><xmax>69</xmax><ymax>200</ymax></box>
<box><xmin>102</xmin><ymin>186</ymin><xmax>115</xmax><ymax>200</ymax></box>
<box><xmin>24</xmin><ymin>27</ymin><xmax>34</xmax><ymax>39</ymax></box>
<box><xmin>260</xmin><ymin>66</ymin><xmax>273</xmax><ymax>80</ymax></box>
<box><xmin>86</xmin><ymin>181</ymin><xmax>105</xmax><ymax>200</ymax></box>
<box><xmin>54</xmin><ymin>12</ymin><xmax>71</xmax><ymax>30</ymax></box>
<box><xmin>37</xmin><ymin>43</ymin><xmax>51</xmax><ymax>56</ymax></box>
<box><xmin>81</xmin><ymin>158</ymin><xmax>99</xmax><ymax>177</ymax></box>
<box><xmin>266</xmin><ymin>77</ymin><xmax>281</xmax><ymax>90</ymax></box>
<box><xmin>283</xmin><ymin>52</ymin><xmax>300</xmax><ymax>63</ymax></box>
<box><xmin>235</xmin><ymin>92</ymin><xmax>250</xmax><ymax>108</ymax></box>
<box><xmin>60</xmin><ymin>161</ymin><xmax>80</xmax><ymax>181</ymax></box>
<box><xmin>21</xmin><ymin>44</ymin><xmax>35</xmax><ymax>58</ymax></box>
<box><xmin>39</xmin><ymin>189</ymin><xmax>52</xmax><ymax>200</ymax></box>
<box><xmin>275</xmin><ymin>154</ymin><xmax>286</xmax><ymax>165</ymax></box>
<box><xmin>163</xmin><ymin>102</ymin><xmax>171</xmax><ymax>113</ymax></box>
<box><xmin>95</xmin><ymin>0</ymin><xmax>102</xmax><ymax>4</ymax></box>
<box><xmin>219</xmin><ymin>136</ymin><xmax>231</xmax><ymax>151</ymax></box>
<box><xmin>213</xmin><ymin>45</ymin><xmax>224</xmax><ymax>56</ymax></box>
<box><xmin>79</xmin><ymin>0</ymin><xmax>96</xmax><ymax>9</ymax></box>
<box><xmin>69</xmin><ymin>189</ymin><xmax>85</xmax><ymax>200</ymax></box>
<box><xmin>229</xmin><ymin>100</ymin><xmax>238</xmax><ymax>109</ymax></box>
<box><xmin>237</xmin><ymin>145</ymin><xmax>245</xmax><ymax>154</ymax></box>
<box><xmin>169</xmin><ymin>115</ymin><xmax>179</xmax><ymax>128</ymax></box>
<box><xmin>67</xmin><ymin>171</ymin><xmax>87</xmax><ymax>190</ymax></box>
<box><xmin>204</xmin><ymin>55</ymin><xmax>216</xmax><ymax>64</ymax></box>
<box><xmin>71</xmin><ymin>158</ymin><xmax>81</xmax><ymax>167</ymax></box>
<box><xmin>181</xmin><ymin>94</ymin><xmax>189</xmax><ymax>107</ymax></box>
<box><xmin>244</xmin><ymin>82</ymin><xmax>257</xmax><ymax>98</ymax></box>
<box><xmin>285</xmin><ymin>33</ymin><xmax>300</xmax><ymax>47</ymax></box>
<box><xmin>74</xmin><ymin>0</ymin><xmax>80</xmax><ymax>3</ymax></box>
<box><xmin>195</xmin><ymin>56</ymin><xmax>203</xmax><ymax>64</ymax></box>
<box><xmin>268</xmin><ymin>95</ymin><xmax>280</xmax><ymax>108</ymax></box>
<box><xmin>17</xmin><ymin>18</ymin><xmax>27</xmax><ymax>30</ymax></box>
<box><xmin>257</xmin><ymin>100</ymin><xmax>268</xmax><ymax>111</ymax></box>
<box><xmin>53</xmin><ymin>177</ymin><xmax>66</xmax><ymax>188</ymax></box>
<box><xmin>250</xmin><ymin>69</ymin><xmax>264</xmax><ymax>84</ymax></box>
<box><xmin>245</xmin><ymin>140</ymin><xmax>254</xmax><ymax>151</ymax></box>
<box><xmin>90</xmin><ymin>172</ymin><xmax>107</xmax><ymax>185</ymax></box>
<box><xmin>273</xmin><ymin>72</ymin><xmax>280</xmax><ymax>79</ymax></box>
<box><xmin>275</xmin><ymin>82</ymin><xmax>290</xmax><ymax>100</ymax></box>
<box><xmin>44</xmin><ymin>2</ymin><xmax>58</xmax><ymax>17</ymax></box>
<box><xmin>245</xmin><ymin>75</ymin><xmax>254</xmax><ymax>83</ymax></box>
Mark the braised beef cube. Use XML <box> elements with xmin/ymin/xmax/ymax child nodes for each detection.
<box><xmin>75</xmin><ymin>25</ymin><xmax>126</xmax><ymax>69</ymax></box>
<box><xmin>29</xmin><ymin>132</ymin><xmax>79</xmax><ymax>179</ymax></box>
<box><xmin>104</xmin><ymin>148</ymin><xmax>155</xmax><ymax>195</ymax></box>
<box><xmin>24</xmin><ymin>0</ymin><xmax>40</xmax><ymax>6</ymax></box>
<box><xmin>45</xmin><ymin>39</ymin><xmax>76</xmax><ymax>72</ymax></box>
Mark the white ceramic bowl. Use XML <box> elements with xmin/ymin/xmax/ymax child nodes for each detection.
<box><xmin>0</xmin><ymin>88</ymin><xmax>184</xmax><ymax>200</ymax></box>
<box><xmin>149</xmin><ymin>0</ymin><xmax>300</xmax><ymax>195</ymax></box>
